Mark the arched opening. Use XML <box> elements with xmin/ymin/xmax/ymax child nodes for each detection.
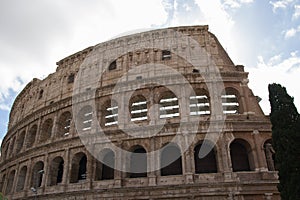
<box><xmin>5</xmin><ymin>170</ymin><xmax>15</xmax><ymax>194</ymax></box>
<box><xmin>16</xmin><ymin>131</ymin><xmax>25</xmax><ymax>153</ymax></box>
<box><xmin>129</xmin><ymin>146</ymin><xmax>147</xmax><ymax>178</ymax></box>
<box><xmin>26</xmin><ymin>125</ymin><xmax>37</xmax><ymax>148</ymax></box>
<box><xmin>16</xmin><ymin>166</ymin><xmax>27</xmax><ymax>191</ymax></box>
<box><xmin>222</xmin><ymin>88</ymin><xmax>241</xmax><ymax>114</ymax></box>
<box><xmin>102</xmin><ymin>100</ymin><xmax>118</xmax><ymax>127</ymax></box>
<box><xmin>264</xmin><ymin>139</ymin><xmax>276</xmax><ymax>171</ymax></box>
<box><xmin>57</xmin><ymin>111</ymin><xmax>72</xmax><ymax>137</ymax></box>
<box><xmin>78</xmin><ymin>106</ymin><xmax>93</xmax><ymax>131</ymax></box>
<box><xmin>108</xmin><ymin>60</ymin><xmax>117</xmax><ymax>71</ymax></box>
<box><xmin>8</xmin><ymin>137</ymin><xmax>16</xmax><ymax>157</ymax></box>
<box><xmin>3</xmin><ymin>144</ymin><xmax>9</xmax><ymax>160</ymax></box>
<box><xmin>0</xmin><ymin>174</ymin><xmax>6</xmax><ymax>193</ymax></box>
<box><xmin>70</xmin><ymin>153</ymin><xmax>87</xmax><ymax>183</ymax></box>
<box><xmin>190</xmin><ymin>89</ymin><xmax>210</xmax><ymax>116</ymax></box>
<box><xmin>68</xmin><ymin>73</ymin><xmax>75</xmax><ymax>83</ymax></box>
<box><xmin>95</xmin><ymin>149</ymin><xmax>115</xmax><ymax>180</ymax></box>
<box><xmin>160</xmin><ymin>144</ymin><xmax>182</xmax><ymax>176</ymax></box>
<box><xmin>48</xmin><ymin>157</ymin><xmax>64</xmax><ymax>186</ymax></box>
<box><xmin>130</xmin><ymin>95</ymin><xmax>148</xmax><ymax>122</ymax></box>
<box><xmin>159</xmin><ymin>91</ymin><xmax>179</xmax><ymax>119</ymax></box>
<box><xmin>31</xmin><ymin>161</ymin><xmax>44</xmax><ymax>188</ymax></box>
<box><xmin>39</xmin><ymin>89</ymin><xmax>43</xmax><ymax>99</ymax></box>
<box><xmin>39</xmin><ymin>119</ymin><xmax>53</xmax><ymax>143</ymax></box>
<box><xmin>194</xmin><ymin>141</ymin><xmax>217</xmax><ymax>173</ymax></box>
<box><xmin>2</xmin><ymin>144</ymin><xmax>8</xmax><ymax>160</ymax></box>
<box><xmin>230</xmin><ymin>139</ymin><xmax>251</xmax><ymax>172</ymax></box>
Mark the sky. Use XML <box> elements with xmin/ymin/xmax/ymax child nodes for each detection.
<box><xmin>0</xmin><ymin>0</ymin><xmax>300</xmax><ymax>143</ymax></box>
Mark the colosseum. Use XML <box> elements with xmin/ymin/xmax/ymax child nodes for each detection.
<box><xmin>0</xmin><ymin>25</ymin><xmax>279</xmax><ymax>199</ymax></box>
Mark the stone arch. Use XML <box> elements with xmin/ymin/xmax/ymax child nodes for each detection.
<box><xmin>16</xmin><ymin>131</ymin><xmax>25</xmax><ymax>153</ymax></box>
<box><xmin>38</xmin><ymin>89</ymin><xmax>44</xmax><ymax>99</ymax></box>
<box><xmin>5</xmin><ymin>170</ymin><xmax>15</xmax><ymax>194</ymax></box>
<box><xmin>160</xmin><ymin>143</ymin><xmax>182</xmax><ymax>176</ymax></box>
<box><xmin>31</xmin><ymin>161</ymin><xmax>44</xmax><ymax>188</ymax></box>
<box><xmin>158</xmin><ymin>90</ymin><xmax>179</xmax><ymax>119</ymax></box>
<box><xmin>39</xmin><ymin>118</ymin><xmax>53</xmax><ymax>143</ymax></box>
<box><xmin>57</xmin><ymin>111</ymin><xmax>72</xmax><ymax>137</ymax></box>
<box><xmin>26</xmin><ymin>124</ymin><xmax>37</xmax><ymax>148</ymax></box>
<box><xmin>0</xmin><ymin>173</ymin><xmax>6</xmax><ymax>193</ymax></box>
<box><xmin>95</xmin><ymin>149</ymin><xmax>115</xmax><ymax>181</ymax></box>
<box><xmin>130</xmin><ymin>95</ymin><xmax>148</xmax><ymax>122</ymax></box>
<box><xmin>230</xmin><ymin>139</ymin><xmax>253</xmax><ymax>172</ymax></box>
<box><xmin>100</xmin><ymin>99</ymin><xmax>118</xmax><ymax>127</ymax></box>
<box><xmin>222</xmin><ymin>87</ymin><xmax>242</xmax><ymax>114</ymax></box>
<box><xmin>77</xmin><ymin>105</ymin><xmax>93</xmax><ymax>131</ymax></box>
<box><xmin>16</xmin><ymin>166</ymin><xmax>27</xmax><ymax>192</ymax></box>
<box><xmin>129</xmin><ymin>145</ymin><xmax>147</xmax><ymax>178</ymax></box>
<box><xmin>108</xmin><ymin>60</ymin><xmax>117</xmax><ymax>71</ymax></box>
<box><xmin>8</xmin><ymin>136</ymin><xmax>16</xmax><ymax>157</ymax></box>
<box><xmin>264</xmin><ymin>139</ymin><xmax>276</xmax><ymax>171</ymax></box>
<box><xmin>70</xmin><ymin>152</ymin><xmax>87</xmax><ymax>183</ymax></box>
<box><xmin>194</xmin><ymin>140</ymin><xmax>218</xmax><ymax>174</ymax></box>
<box><xmin>48</xmin><ymin>156</ymin><xmax>64</xmax><ymax>186</ymax></box>
<box><xmin>3</xmin><ymin>143</ymin><xmax>9</xmax><ymax>160</ymax></box>
<box><xmin>190</xmin><ymin>88</ymin><xmax>210</xmax><ymax>116</ymax></box>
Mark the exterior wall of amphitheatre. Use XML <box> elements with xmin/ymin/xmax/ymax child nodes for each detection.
<box><xmin>0</xmin><ymin>25</ymin><xmax>279</xmax><ymax>199</ymax></box>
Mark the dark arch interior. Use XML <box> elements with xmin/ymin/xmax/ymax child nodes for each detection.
<box><xmin>161</xmin><ymin>145</ymin><xmax>182</xmax><ymax>176</ymax></box>
<box><xmin>230</xmin><ymin>141</ymin><xmax>250</xmax><ymax>172</ymax></box>
<box><xmin>31</xmin><ymin>161</ymin><xmax>44</xmax><ymax>187</ymax></box>
<box><xmin>70</xmin><ymin>153</ymin><xmax>87</xmax><ymax>183</ymax></box>
<box><xmin>101</xmin><ymin>150</ymin><xmax>115</xmax><ymax>180</ymax></box>
<box><xmin>194</xmin><ymin>142</ymin><xmax>217</xmax><ymax>174</ymax></box>
<box><xmin>130</xmin><ymin>147</ymin><xmax>147</xmax><ymax>178</ymax></box>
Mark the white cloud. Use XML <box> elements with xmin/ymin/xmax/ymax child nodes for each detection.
<box><xmin>240</xmin><ymin>0</ymin><xmax>254</xmax><ymax>3</ymax></box>
<box><xmin>284</xmin><ymin>26</ymin><xmax>300</xmax><ymax>39</ymax></box>
<box><xmin>183</xmin><ymin>3</ymin><xmax>192</xmax><ymax>11</ymax></box>
<box><xmin>291</xmin><ymin>50</ymin><xmax>298</xmax><ymax>57</ymax></box>
<box><xmin>293</xmin><ymin>4</ymin><xmax>300</xmax><ymax>19</ymax></box>
<box><xmin>0</xmin><ymin>104</ymin><xmax>10</xmax><ymax>111</ymax></box>
<box><xmin>195</xmin><ymin>0</ymin><xmax>236</xmax><ymax>57</ymax></box>
<box><xmin>268</xmin><ymin>54</ymin><xmax>282</xmax><ymax>65</ymax></box>
<box><xmin>0</xmin><ymin>0</ymin><xmax>167</xmax><ymax>112</ymax></box>
<box><xmin>223</xmin><ymin>0</ymin><xmax>254</xmax><ymax>9</ymax></box>
<box><xmin>285</xmin><ymin>28</ymin><xmax>297</xmax><ymax>38</ymax></box>
<box><xmin>248</xmin><ymin>53</ymin><xmax>300</xmax><ymax>114</ymax></box>
<box><xmin>269</xmin><ymin>0</ymin><xmax>295</xmax><ymax>12</ymax></box>
<box><xmin>223</xmin><ymin>0</ymin><xmax>241</xmax><ymax>8</ymax></box>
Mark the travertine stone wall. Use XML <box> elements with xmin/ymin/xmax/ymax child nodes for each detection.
<box><xmin>0</xmin><ymin>25</ymin><xmax>279</xmax><ymax>200</ymax></box>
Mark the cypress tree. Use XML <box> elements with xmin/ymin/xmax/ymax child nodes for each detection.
<box><xmin>268</xmin><ymin>83</ymin><xmax>300</xmax><ymax>200</ymax></box>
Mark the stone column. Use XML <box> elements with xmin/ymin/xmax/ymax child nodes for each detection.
<box><xmin>240</xmin><ymin>78</ymin><xmax>249</xmax><ymax>113</ymax></box>
<box><xmin>252</xmin><ymin>130</ymin><xmax>266</xmax><ymax>171</ymax></box>
<box><xmin>41</xmin><ymin>154</ymin><xmax>48</xmax><ymax>190</ymax></box>
<box><xmin>62</xmin><ymin>148</ymin><xmax>70</xmax><ymax>191</ymax></box>
<box><xmin>35</xmin><ymin>117</ymin><xmax>42</xmax><ymax>146</ymax></box>
<box><xmin>22</xmin><ymin>126</ymin><xmax>29</xmax><ymax>153</ymax></box>
<box><xmin>180</xmin><ymin>84</ymin><xmax>189</xmax><ymax>123</ymax></box>
<box><xmin>118</xmin><ymin>92</ymin><xmax>127</xmax><ymax>130</ymax></box>
<box><xmin>24</xmin><ymin>158</ymin><xmax>33</xmax><ymax>193</ymax></box>
<box><xmin>114</xmin><ymin>142</ymin><xmax>123</xmax><ymax>188</ymax></box>
<box><xmin>183</xmin><ymin>141</ymin><xmax>194</xmax><ymax>184</ymax></box>
<box><xmin>148</xmin><ymin>137</ymin><xmax>157</xmax><ymax>186</ymax></box>
<box><xmin>11</xmin><ymin>165</ymin><xmax>19</xmax><ymax>195</ymax></box>
<box><xmin>220</xmin><ymin>132</ymin><xmax>234</xmax><ymax>181</ymax></box>
<box><xmin>51</xmin><ymin>113</ymin><xmax>58</xmax><ymax>141</ymax></box>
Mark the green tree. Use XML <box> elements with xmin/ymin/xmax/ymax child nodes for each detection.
<box><xmin>268</xmin><ymin>83</ymin><xmax>300</xmax><ymax>200</ymax></box>
<box><xmin>0</xmin><ymin>192</ymin><xmax>8</xmax><ymax>200</ymax></box>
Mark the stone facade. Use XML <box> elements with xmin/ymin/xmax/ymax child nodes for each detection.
<box><xmin>0</xmin><ymin>25</ymin><xmax>279</xmax><ymax>199</ymax></box>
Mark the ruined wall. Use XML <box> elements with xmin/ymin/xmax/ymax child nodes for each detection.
<box><xmin>0</xmin><ymin>25</ymin><xmax>279</xmax><ymax>200</ymax></box>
